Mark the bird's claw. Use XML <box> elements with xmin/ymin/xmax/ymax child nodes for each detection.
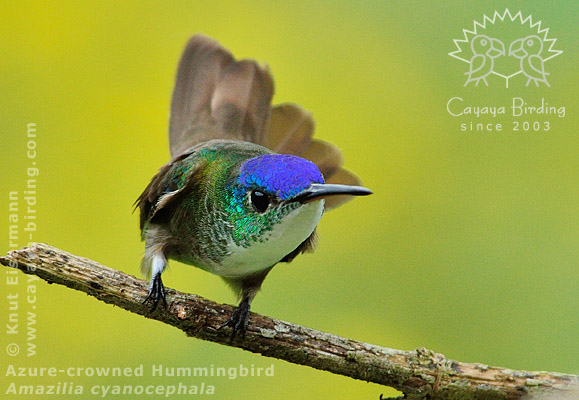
<box><xmin>143</xmin><ymin>273</ymin><xmax>167</xmax><ymax>312</ymax></box>
<box><xmin>219</xmin><ymin>298</ymin><xmax>251</xmax><ymax>341</ymax></box>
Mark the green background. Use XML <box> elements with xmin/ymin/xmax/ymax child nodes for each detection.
<box><xmin>1</xmin><ymin>1</ymin><xmax>577</xmax><ymax>398</ymax></box>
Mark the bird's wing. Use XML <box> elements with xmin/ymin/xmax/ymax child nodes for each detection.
<box><xmin>527</xmin><ymin>55</ymin><xmax>548</xmax><ymax>78</ymax></box>
<box><xmin>467</xmin><ymin>54</ymin><xmax>486</xmax><ymax>77</ymax></box>
<box><xmin>169</xmin><ymin>35</ymin><xmax>274</xmax><ymax>158</ymax></box>
<box><xmin>280</xmin><ymin>229</ymin><xmax>318</xmax><ymax>263</ymax></box>
<box><xmin>135</xmin><ymin>149</ymin><xmax>205</xmax><ymax>234</ymax></box>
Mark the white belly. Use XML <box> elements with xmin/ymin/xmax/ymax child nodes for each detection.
<box><xmin>215</xmin><ymin>200</ymin><xmax>324</xmax><ymax>278</ymax></box>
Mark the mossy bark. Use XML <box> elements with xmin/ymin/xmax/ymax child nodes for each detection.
<box><xmin>2</xmin><ymin>243</ymin><xmax>577</xmax><ymax>399</ymax></box>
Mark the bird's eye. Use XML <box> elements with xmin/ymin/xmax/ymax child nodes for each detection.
<box><xmin>250</xmin><ymin>190</ymin><xmax>270</xmax><ymax>213</ymax></box>
<box><xmin>481</xmin><ymin>39</ymin><xmax>487</xmax><ymax>46</ymax></box>
<box><xmin>527</xmin><ymin>39</ymin><xmax>534</xmax><ymax>46</ymax></box>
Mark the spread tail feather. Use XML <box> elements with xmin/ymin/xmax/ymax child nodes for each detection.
<box><xmin>169</xmin><ymin>34</ymin><xmax>274</xmax><ymax>158</ymax></box>
<box><xmin>301</xmin><ymin>139</ymin><xmax>343</xmax><ymax>180</ymax></box>
<box><xmin>264</xmin><ymin>103</ymin><xmax>363</xmax><ymax>209</ymax></box>
<box><xmin>168</xmin><ymin>34</ymin><xmax>364</xmax><ymax>210</ymax></box>
<box><xmin>324</xmin><ymin>168</ymin><xmax>363</xmax><ymax>210</ymax></box>
<box><xmin>264</xmin><ymin>103</ymin><xmax>314</xmax><ymax>155</ymax></box>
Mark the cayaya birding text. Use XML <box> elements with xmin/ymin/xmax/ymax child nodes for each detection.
<box><xmin>446</xmin><ymin>96</ymin><xmax>567</xmax><ymax>132</ymax></box>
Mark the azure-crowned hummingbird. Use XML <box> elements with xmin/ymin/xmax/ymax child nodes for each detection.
<box><xmin>136</xmin><ymin>34</ymin><xmax>372</xmax><ymax>338</ymax></box>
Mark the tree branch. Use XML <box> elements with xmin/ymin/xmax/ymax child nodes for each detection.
<box><xmin>1</xmin><ymin>243</ymin><xmax>577</xmax><ymax>399</ymax></box>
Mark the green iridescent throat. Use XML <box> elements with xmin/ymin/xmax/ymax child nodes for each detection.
<box><xmin>223</xmin><ymin>184</ymin><xmax>300</xmax><ymax>248</ymax></box>
<box><xmin>169</xmin><ymin>143</ymin><xmax>300</xmax><ymax>264</ymax></box>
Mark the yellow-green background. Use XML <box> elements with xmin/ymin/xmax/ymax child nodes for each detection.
<box><xmin>1</xmin><ymin>1</ymin><xmax>577</xmax><ymax>399</ymax></box>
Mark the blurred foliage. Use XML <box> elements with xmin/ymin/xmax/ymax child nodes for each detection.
<box><xmin>1</xmin><ymin>1</ymin><xmax>577</xmax><ymax>399</ymax></box>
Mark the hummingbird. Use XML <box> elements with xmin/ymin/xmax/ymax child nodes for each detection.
<box><xmin>136</xmin><ymin>34</ymin><xmax>372</xmax><ymax>338</ymax></box>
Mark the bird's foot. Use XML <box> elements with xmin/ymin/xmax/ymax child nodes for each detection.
<box><xmin>219</xmin><ymin>297</ymin><xmax>251</xmax><ymax>341</ymax></box>
<box><xmin>143</xmin><ymin>273</ymin><xmax>167</xmax><ymax>312</ymax></box>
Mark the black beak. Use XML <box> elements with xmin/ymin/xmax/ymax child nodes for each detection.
<box><xmin>290</xmin><ymin>183</ymin><xmax>373</xmax><ymax>204</ymax></box>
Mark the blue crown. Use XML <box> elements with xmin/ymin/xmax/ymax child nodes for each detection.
<box><xmin>238</xmin><ymin>154</ymin><xmax>324</xmax><ymax>200</ymax></box>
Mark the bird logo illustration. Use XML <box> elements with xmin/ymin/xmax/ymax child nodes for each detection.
<box><xmin>464</xmin><ymin>35</ymin><xmax>506</xmax><ymax>86</ymax></box>
<box><xmin>449</xmin><ymin>9</ymin><xmax>563</xmax><ymax>88</ymax></box>
<box><xmin>509</xmin><ymin>35</ymin><xmax>550</xmax><ymax>87</ymax></box>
